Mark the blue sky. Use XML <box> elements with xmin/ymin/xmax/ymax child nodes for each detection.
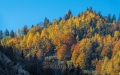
<box><xmin>0</xmin><ymin>0</ymin><xmax>120</xmax><ymax>32</ymax></box>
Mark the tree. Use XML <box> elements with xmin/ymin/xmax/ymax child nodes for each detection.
<box><xmin>101</xmin><ymin>57</ymin><xmax>109</xmax><ymax>74</ymax></box>
<box><xmin>62</xmin><ymin>61</ymin><xmax>69</xmax><ymax>75</ymax></box>
<box><xmin>114</xmin><ymin>31</ymin><xmax>120</xmax><ymax>40</ymax></box>
<box><xmin>63</xmin><ymin>33</ymin><xmax>76</xmax><ymax>46</ymax></box>
<box><xmin>91</xmin><ymin>58</ymin><xmax>98</xmax><ymax>69</ymax></box>
<box><xmin>112</xmin><ymin>40</ymin><xmax>120</xmax><ymax>56</ymax></box>
<box><xmin>40</xmin><ymin>28</ymin><xmax>47</xmax><ymax>38</ymax></box>
<box><xmin>31</xmin><ymin>24</ymin><xmax>34</xmax><ymax>28</ymax></box>
<box><xmin>96</xmin><ymin>60</ymin><xmax>104</xmax><ymax>75</ymax></box>
<box><xmin>27</xmin><ymin>25</ymin><xmax>41</xmax><ymax>35</ymax></box>
<box><xmin>87</xmin><ymin>6</ymin><xmax>93</xmax><ymax>12</ymax></box>
<box><xmin>20</xmin><ymin>36</ymin><xmax>27</xmax><ymax>50</ymax></box>
<box><xmin>89</xmin><ymin>18</ymin><xmax>94</xmax><ymax>27</ymax></box>
<box><xmin>76</xmin><ymin>53</ymin><xmax>88</xmax><ymax>69</ymax></box>
<box><xmin>22</xmin><ymin>25</ymin><xmax>28</xmax><ymax>35</ymax></box>
<box><xmin>52</xmin><ymin>19</ymin><xmax>58</xmax><ymax>25</ymax></box>
<box><xmin>64</xmin><ymin>10</ymin><xmax>72</xmax><ymax>20</ymax></box>
<box><xmin>27</xmin><ymin>33</ymin><xmax>34</xmax><ymax>48</ymax></box>
<box><xmin>36</xmin><ymin>50</ymin><xmax>43</xmax><ymax>60</ymax></box>
<box><xmin>107</xmin><ymin>14</ymin><xmax>111</xmax><ymax>23</ymax></box>
<box><xmin>4</xmin><ymin>29</ymin><xmax>9</xmax><ymax>37</ymax></box>
<box><xmin>0</xmin><ymin>30</ymin><xmax>3</xmax><ymax>39</ymax></box>
<box><xmin>76</xmin><ymin>35</ymin><xmax>79</xmax><ymax>42</ymax></box>
<box><xmin>1</xmin><ymin>36</ymin><xmax>11</xmax><ymax>54</ymax></box>
<box><xmin>117</xmin><ymin>15</ymin><xmax>120</xmax><ymax>30</ymax></box>
<box><xmin>101</xmin><ymin>47</ymin><xmax>112</xmax><ymax>59</ymax></box>
<box><xmin>57</xmin><ymin>44</ymin><xmax>70</xmax><ymax>60</ymax></box>
<box><xmin>112</xmin><ymin>14</ymin><xmax>116</xmax><ymax>22</ymax></box>
<box><xmin>16</xmin><ymin>29</ymin><xmax>21</xmax><ymax>35</ymax></box>
<box><xmin>58</xmin><ymin>17</ymin><xmax>62</xmax><ymax>22</ymax></box>
<box><xmin>118</xmin><ymin>14</ymin><xmax>120</xmax><ymax>21</ymax></box>
<box><xmin>71</xmin><ymin>43</ymin><xmax>80</xmax><ymax>64</ymax></box>
<box><xmin>89</xmin><ymin>6</ymin><xmax>93</xmax><ymax>12</ymax></box>
<box><xmin>43</xmin><ymin>17</ymin><xmax>49</xmax><ymax>27</ymax></box>
<box><xmin>107</xmin><ymin>51</ymin><xmax>120</xmax><ymax>74</ymax></box>
<box><xmin>10</xmin><ymin>30</ymin><xmax>14</xmax><ymax>38</ymax></box>
<box><xmin>98</xmin><ymin>11</ymin><xmax>102</xmax><ymax>17</ymax></box>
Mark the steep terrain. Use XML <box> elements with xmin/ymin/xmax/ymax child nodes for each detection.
<box><xmin>0</xmin><ymin>51</ymin><xmax>30</xmax><ymax>75</ymax></box>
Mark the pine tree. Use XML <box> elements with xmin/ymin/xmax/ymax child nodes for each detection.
<box><xmin>98</xmin><ymin>11</ymin><xmax>102</xmax><ymax>17</ymax></box>
<box><xmin>112</xmin><ymin>14</ymin><xmax>116</xmax><ymax>22</ymax></box>
<box><xmin>58</xmin><ymin>17</ymin><xmax>62</xmax><ymax>22</ymax></box>
<box><xmin>31</xmin><ymin>24</ymin><xmax>34</xmax><ymax>28</ymax></box>
<box><xmin>43</xmin><ymin>17</ymin><xmax>49</xmax><ymax>27</ymax></box>
<box><xmin>10</xmin><ymin>30</ymin><xmax>14</xmax><ymax>38</ymax></box>
<box><xmin>4</xmin><ymin>29</ymin><xmax>9</xmax><ymax>36</ymax></box>
<box><xmin>64</xmin><ymin>10</ymin><xmax>72</xmax><ymax>20</ymax></box>
<box><xmin>22</xmin><ymin>25</ymin><xmax>28</xmax><ymax>35</ymax></box>
<box><xmin>107</xmin><ymin>14</ymin><xmax>112</xmax><ymax>23</ymax></box>
<box><xmin>0</xmin><ymin>30</ymin><xmax>3</xmax><ymax>39</ymax></box>
<box><xmin>16</xmin><ymin>29</ymin><xmax>21</xmax><ymax>35</ymax></box>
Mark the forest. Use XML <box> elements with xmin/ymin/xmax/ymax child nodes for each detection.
<box><xmin>0</xmin><ymin>7</ymin><xmax>120</xmax><ymax>75</ymax></box>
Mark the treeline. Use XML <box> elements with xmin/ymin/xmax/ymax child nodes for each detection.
<box><xmin>0</xmin><ymin>7</ymin><xmax>120</xmax><ymax>75</ymax></box>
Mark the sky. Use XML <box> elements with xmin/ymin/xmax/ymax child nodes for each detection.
<box><xmin>0</xmin><ymin>0</ymin><xmax>120</xmax><ymax>32</ymax></box>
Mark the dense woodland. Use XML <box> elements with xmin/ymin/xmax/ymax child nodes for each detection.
<box><xmin>1</xmin><ymin>7</ymin><xmax>120</xmax><ymax>75</ymax></box>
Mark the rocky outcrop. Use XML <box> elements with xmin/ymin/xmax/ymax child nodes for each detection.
<box><xmin>0</xmin><ymin>51</ymin><xmax>30</xmax><ymax>75</ymax></box>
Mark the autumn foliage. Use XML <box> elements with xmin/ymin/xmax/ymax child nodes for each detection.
<box><xmin>1</xmin><ymin>7</ymin><xmax>120</xmax><ymax>75</ymax></box>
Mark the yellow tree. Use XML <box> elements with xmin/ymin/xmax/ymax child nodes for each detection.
<box><xmin>76</xmin><ymin>53</ymin><xmax>88</xmax><ymax>69</ymax></box>
<box><xmin>112</xmin><ymin>40</ymin><xmax>120</xmax><ymax>57</ymax></box>
<box><xmin>106</xmin><ymin>60</ymin><xmax>113</xmax><ymax>74</ymax></box>
<box><xmin>114</xmin><ymin>31</ymin><xmax>120</xmax><ymax>40</ymax></box>
<box><xmin>27</xmin><ymin>33</ymin><xmax>34</xmax><ymax>48</ymax></box>
<box><xmin>101</xmin><ymin>57</ymin><xmax>109</xmax><ymax>74</ymax></box>
<box><xmin>7</xmin><ymin>37</ymin><xmax>21</xmax><ymax>49</ymax></box>
<box><xmin>52</xmin><ymin>19</ymin><xmax>58</xmax><ymax>25</ymax></box>
<box><xmin>20</xmin><ymin>36</ymin><xmax>27</xmax><ymax>50</ymax></box>
<box><xmin>40</xmin><ymin>28</ymin><xmax>47</xmax><ymax>38</ymax></box>
<box><xmin>71</xmin><ymin>38</ymin><xmax>92</xmax><ymax>67</ymax></box>
<box><xmin>106</xmin><ymin>51</ymin><xmax>120</xmax><ymax>74</ymax></box>
<box><xmin>27</xmin><ymin>25</ymin><xmax>41</xmax><ymax>35</ymax></box>
<box><xmin>113</xmin><ymin>53</ymin><xmax>120</xmax><ymax>74</ymax></box>
<box><xmin>1</xmin><ymin>36</ymin><xmax>11</xmax><ymax>47</ymax></box>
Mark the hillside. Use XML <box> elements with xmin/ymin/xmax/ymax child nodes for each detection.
<box><xmin>0</xmin><ymin>51</ymin><xmax>30</xmax><ymax>75</ymax></box>
<box><xmin>0</xmin><ymin>7</ymin><xmax>120</xmax><ymax>75</ymax></box>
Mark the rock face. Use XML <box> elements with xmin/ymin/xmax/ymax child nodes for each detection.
<box><xmin>0</xmin><ymin>51</ymin><xmax>30</xmax><ymax>75</ymax></box>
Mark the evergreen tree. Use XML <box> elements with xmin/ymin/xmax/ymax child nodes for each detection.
<box><xmin>98</xmin><ymin>11</ymin><xmax>102</xmax><ymax>17</ymax></box>
<box><xmin>87</xmin><ymin>6</ymin><xmax>93</xmax><ymax>12</ymax></box>
<box><xmin>21</xmin><ymin>50</ymin><xmax>24</xmax><ymax>59</ymax></box>
<box><xmin>118</xmin><ymin>14</ymin><xmax>120</xmax><ymax>21</ymax></box>
<box><xmin>107</xmin><ymin>14</ymin><xmax>111</xmax><ymax>23</ymax></box>
<box><xmin>4</xmin><ymin>29</ymin><xmax>9</xmax><ymax>36</ymax></box>
<box><xmin>89</xmin><ymin>6</ymin><xmax>93</xmax><ymax>12</ymax></box>
<box><xmin>10</xmin><ymin>30</ymin><xmax>14</xmax><ymax>38</ymax></box>
<box><xmin>58</xmin><ymin>17</ymin><xmax>62</xmax><ymax>22</ymax></box>
<box><xmin>112</xmin><ymin>14</ymin><xmax>116</xmax><ymax>22</ymax></box>
<box><xmin>78</xmin><ymin>13</ymin><xmax>81</xmax><ymax>17</ymax></box>
<box><xmin>22</xmin><ymin>25</ymin><xmax>28</xmax><ymax>35</ymax></box>
<box><xmin>43</xmin><ymin>17</ymin><xmax>49</xmax><ymax>27</ymax></box>
<box><xmin>0</xmin><ymin>30</ymin><xmax>3</xmax><ymax>39</ymax></box>
<box><xmin>64</xmin><ymin>10</ymin><xmax>72</xmax><ymax>20</ymax></box>
<box><xmin>31</xmin><ymin>24</ymin><xmax>34</xmax><ymax>28</ymax></box>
